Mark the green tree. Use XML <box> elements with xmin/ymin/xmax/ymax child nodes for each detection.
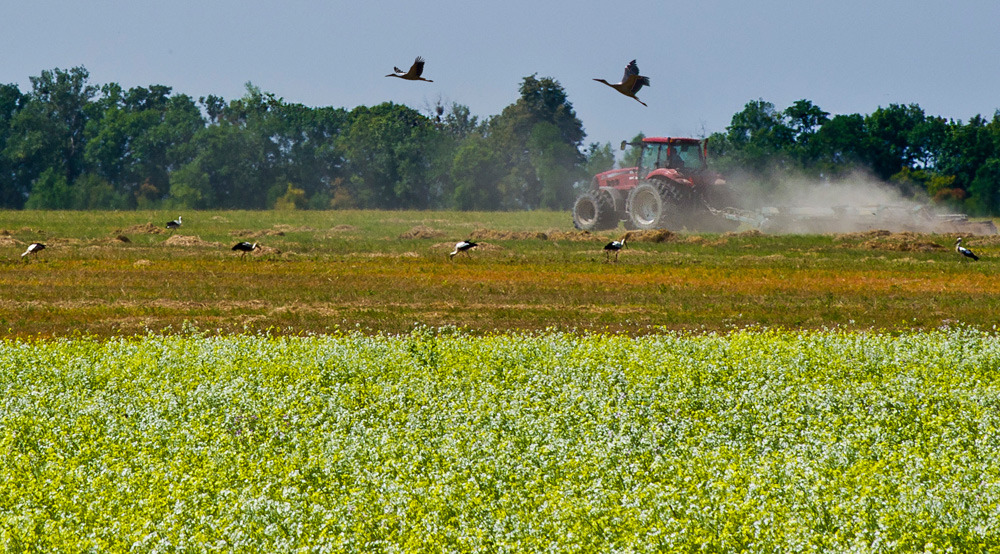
<box><xmin>937</xmin><ymin>113</ymin><xmax>1000</xmax><ymax>198</ymax></box>
<box><xmin>85</xmin><ymin>85</ymin><xmax>204</xmax><ymax>207</ymax></box>
<box><xmin>484</xmin><ymin>75</ymin><xmax>585</xmax><ymax>209</ymax></box>
<box><xmin>440</xmin><ymin>102</ymin><xmax>479</xmax><ymax>140</ymax></box>
<box><xmin>864</xmin><ymin>103</ymin><xmax>929</xmax><ymax>182</ymax></box>
<box><xmin>811</xmin><ymin>113</ymin><xmax>869</xmax><ymax>177</ymax></box>
<box><xmin>721</xmin><ymin>98</ymin><xmax>795</xmax><ymax>173</ymax></box>
<box><xmin>783</xmin><ymin>99</ymin><xmax>829</xmax><ymax>168</ymax></box>
<box><xmin>24</xmin><ymin>167</ymin><xmax>71</xmax><ymax>209</ymax></box>
<box><xmin>910</xmin><ymin>115</ymin><xmax>949</xmax><ymax>169</ymax></box>
<box><xmin>528</xmin><ymin>122</ymin><xmax>583</xmax><ymax>209</ymax></box>
<box><xmin>71</xmin><ymin>173</ymin><xmax>124</xmax><ymax>209</ymax></box>
<box><xmin>785</xmin><ymin>99</ymin><xmax>830</xmax><ymax>140</ymax></box>
<box><xmin>423</xmin><ymin>102</ymin><xmax>483</xmax><ymax>208</ymax></box>
<box><xmin>6</xmin><ymin>67</ymin><xmax>97</xmax><ymax>208</ymax></box>
<box><xmin>965</xmin><ymin>158</ymin><xmax>1000</xmax><ymax>215</ymax></box>
<box><xmin>450</xmin><ymin>136</ymin><xmax>504</xmax><ymax>210</ymax></box>
<box><xmin>582</xmin><ymin>142</ymin><xmax>616</xmax><ymax>178</ymax></box>
<box><xmin>274</xmin><ymin>183</ymin><xmax>307</xmax><ymax>210</ymax></box>
<box><xmin>179</xmin><ymin>120</ymin><xmax>267</xmax><ymax>209</ymax></box>
<box><xmin>172</xmin><ymin>84</ymin><xmax>304</xmax><ymax>210</ymax></box>
<box><xmin>0</xmin><ymin>83</ymin><xmax>28</xmax><ymax>207</ymax></box>
<box><xmin>270</xmin><ymin>104</ymin><xmax>348</xmax><ymax>208</ymax></box>
<box><xmin>199</xmin><ymin>94</ymin><xmax>225</xmax><ymax>123</ymax></box>
<box><xmin>167</xmin><ymin>162</ymin><xmax>211</xmax><ymax>209</ymax></box>
<box><xmin>341</xmin><ymin>102</ymin><xmax>437</xmax><ymax>209</ymax></box>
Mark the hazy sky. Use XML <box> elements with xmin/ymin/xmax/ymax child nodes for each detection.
<box><xmin>4</xmin><ymin>0</ymin><xmax>999</xmax><ymax>147</ymax></box>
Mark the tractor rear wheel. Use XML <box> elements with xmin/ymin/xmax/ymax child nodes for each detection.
<box><xmin>572</xmin><ymin>190</ymin><xmax>618</xmax><ymax>231</ymax></box>
<box><xmin>626</xmin><ymin>180</ymin><xmax>683</xmax><ymax>230</ymax></box>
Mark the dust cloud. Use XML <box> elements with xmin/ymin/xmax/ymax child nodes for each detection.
<box><xmin>717</xmin><ymin>171</ymin><xmax>983</xmax><ymax>234</ymax></box>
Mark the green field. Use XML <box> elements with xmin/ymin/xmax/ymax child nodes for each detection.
<box><xmin>2</xmin><ymin>210</ymin><xmax>999</xmax><ymax>337</ymax></box>
<box><xmin>3</xmin><ymin>210</ymin><xmax>1000</xmax><ymax>551</ymax></box>
<box><xmin>3</xmin><ymin>329</ymin><xmax>1000</xmax><ymax>551</ymax></box>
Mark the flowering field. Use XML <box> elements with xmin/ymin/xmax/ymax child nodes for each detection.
<box><xmin>3</xmin><ymin>327</ymin><xmax>1000</xmax><ymax>552</ymax></box>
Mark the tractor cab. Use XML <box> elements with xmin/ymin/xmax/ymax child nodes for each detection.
<box><xmin>634</xmin><ymin>137</ymin><xmax>707</xmax><ymax>176</ymax></box>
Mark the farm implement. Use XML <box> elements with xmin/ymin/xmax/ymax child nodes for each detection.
<box><xmin>573</xmin><ymin>136</ymin><xmax>996</xmax><ymax>235</ymax></box>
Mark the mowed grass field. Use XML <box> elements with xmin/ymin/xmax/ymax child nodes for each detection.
<box><xmin>2</xmin><ymin>209</ymin><xmax>999</xmax><ymax>337</ymax></box>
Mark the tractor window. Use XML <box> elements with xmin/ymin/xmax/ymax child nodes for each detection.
<box><xmin>641</xmin><ymin>145</ymin><xmax>663</xmax><ymax>171</ymax></box>
<box><xmin>674</xmin><ymin>143</ymin><xmax>705</xmax><ymax>169</ymax></box>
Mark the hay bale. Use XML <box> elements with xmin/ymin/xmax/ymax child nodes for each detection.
<box><xmin>254</xmin><ymin>245</ymin><xmax>282</xmax><ymax>256</ymax></box>
<box><xmin>833</xmin><ymin>231</ymin><xmax>946</xmax><ymax>252</ymax></box>
<box><xmin>470</xmin><ymin>229</ymin><xmax>551</xmax><ymax>240</ymax></box>
<box><xmin>545</xmin><ymin>230</ymin><xmax>605</xmax><ymax>242</ymax></box>
<box><xmin>400</xmin><ymin>225</ymin><xmax>445</xmax><ymax>239</ymax></box>
<box><xmin>118</xmin><ymin>222</ymin><xmax>164</xmax><ymax>235</ymax></box>
<box><xmin>231</xmin><ymin>229</ymin><xmax>285</xmax><ymax>238</ymax></box>
<box><xmin>723</xmin><ymin>229</ymin><xmax>764</xmax><ymax>238</ymax></box>
<box><xmin>271</xmin><ymin>224</ymin><xmax>315</xmax><ymax>233</ymax></box>
<box><xmin>164</xmin><ymin>235</ymin><xmax>222</xmax><ymax>247</ymax></box>
<box><xmin>631</xmin><ymin>229</ymin><xmax>676</xmax><ymax>243</ymax></box>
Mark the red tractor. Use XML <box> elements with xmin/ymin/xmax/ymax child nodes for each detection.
<box><xmin>572</xmin><ymin>137</ymin><xmax>736</xmax><ymax>232</ymax></box>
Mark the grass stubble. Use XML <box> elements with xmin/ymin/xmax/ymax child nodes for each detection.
<box><xmin>1</xmin><ymin>210</ymin><xmax>998</xmax><ymax>337</ymax></box>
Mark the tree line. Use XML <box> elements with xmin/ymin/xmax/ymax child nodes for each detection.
<box><xmin>0</xmin><ymin>66</ymin><xmax>598</xmax><ymax>212</ymax></box>
<box><xmin>2</xmin><ymin>67</ymin><xmax>999</xmax><ymax>214</ymax></box>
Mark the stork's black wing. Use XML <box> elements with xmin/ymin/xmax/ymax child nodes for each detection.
<box><xmin>411</xmin><ymin>57</ymin><xmax>426</xmax><ymax>78</ymax></box>
<box><xmin>621</xmin><ymin>60</ymin><xmax>640</xmax><ymax>82</ymax></box>
<box><xmin>630</xmin><ymin>75</ymin><xmax>650</xmax><ymax>94</ymax></box>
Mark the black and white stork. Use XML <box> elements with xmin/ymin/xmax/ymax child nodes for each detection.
<box><xmin>386</xmin><ymin>57</ymin><xmax>433</xmax><ymax>82</ymax></box>
<box><xmin>166</xmin><ymin>215</ymin><xmax>182</xmax><ymax>230</ymax></box>
<box><xmin>21</xmin><ymin>242</ymin><xmax>45</xmax><ymax>260</ymax></box>
<box><xmin>604</xmin><ymin>233</ymin><xmax>630</xmax><ymax>262</ymax></box>
<box><xmin>232</xmin><ymin>241</ymin><xmax>259</xmax><ymax>258</ymax></box>
<box><xmin>594</xmin><ymin>60</ymin><xmax>650</xmax><ymax>107</ymax></box>
<box><xmin>449</xmin><ymin>240</ymin><xmax>478</xmax><ymax>259</ymax></box>
<box><xmin>955</xmin><ymin>237</ymin><xmax>980</xmax><ymax>261</ymax></box>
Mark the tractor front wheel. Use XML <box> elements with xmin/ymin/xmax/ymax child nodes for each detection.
<box><xmin>572</xmin><ymin>190</ymin><xmax>618</xmax><ymax>231</ymax></box>
<box><xmin>626</xmin><ymin>180</ymin><xmax>683</xmax><ymax>230</ymax></box>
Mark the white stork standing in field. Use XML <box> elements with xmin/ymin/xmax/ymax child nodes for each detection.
<box><xmin>449</xmin><ymin>240</ymin><xmax>478</xmax><ymax>260</ymax></box>
<box><xmin>955</xmin><ymin>237</ymin><xmax>980</xmax><ymax>261</ymax></box>
<box><xmin>21</xmin><ymin>242</ymin><xmax>45</xmax><ymax>260</ymax></box>
<box><xmin>166</xmin><ymin>215</ymin><xmax>182</xmax><ymax>230</ymax></box>
<box><xmin>604</xmin><ymin>233</ymin><xmax>630</xmax><ymax>262</ymax></box>
<box><xmin>231</xmin><ymin>241</ymin><xmax>259</xmax><ymax>258</ymax></box>
<box><xmin>594</xmin><ymin>60</ymin><xmax>650</xmax><ymax>107</ymax></box>
<box><xmin>386</xmin><ymin>57</ymin><xmax>433</xmax><ymax>82</ymax></box>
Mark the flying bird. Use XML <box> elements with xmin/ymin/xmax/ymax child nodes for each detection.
<box><xmin>232</xmin><ymin>241</ymin><xmax>259</xmax><ymax>258</ymax></box>
<box><xmin>166</xmin><ymin>216</ymin><xmax>182</xmax><ymax>230</ymax></box>
<box><xmin>604</xmin><ymin>233</ymin><xmax>630</xmax><ymax>262</ymax></box>
<box><xmin>955</xmin><ymin>237</ymin><xmax>980</xmax><ymax>261</ymax></box>
<box><xmin>449</xmin><ymin>240</ymin><xmax>478</xmax><ymax>259</ymax></box>
<box><xmin>594</xmin><ymin>60</ymin><xmax>650</xmax><ymax>107</ymax></box>
<box><xmin>21</xmin><ymin>242</ymin><xmax>45</xmax><ymax>260</ymax></box>
<box><xmin>386</xmin><ymin>57</ymin><xmax>433</xmax><ymax>82</ymax></box>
